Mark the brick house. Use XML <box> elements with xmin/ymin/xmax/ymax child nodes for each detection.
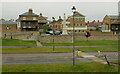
<box><xmin>38</xmin><ymin>13</ymin><xmax>48</xmax><ymax>29</ymax></box>
<box><xmin>102</xmin><ymin>15</ymin><xmax>120</xmax><ymax>35</ymax></box>
<box><xmin>17</xmin><ymin>8</ymin><xmax>39</xmax><ymax>31</ymax></box>
<box><xmin>87</xmin><ymin>20</ymin><xmax>103</xmax><ymax>30</ymax></box>
<box><xmin>0</xmin><ymin>20</ymin><xmax>17</xmax><ymax>32</ymax></box>
<box><xmin>49</xmin><ymin>16</ymin><xmax>63</xmax><ymax>31</ymax></box>
<box><xmin>62</xmin><ymin>11</ymin><xmax>87</xmax><ymax>34</ymax></box>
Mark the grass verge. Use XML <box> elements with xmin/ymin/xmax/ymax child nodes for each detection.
<box><xmin>76</xmin><ymin>47</ymin><xmax>118</xmax><ymax>52</ymax></box>
<box><xmin>2</xmin><ymin>48</ymin><xmax>72</xmax><ymax>53</ymax></box>
<box><xmin>2</xmin><ymin>38</ymin><xmax>37</xmax><ymax>46</ymax></box>
<box><xmin>41</xmin><ymin>40</ymin><xmax>118</xmax><ymax>46</ymax></box>
<box><xmin>2</xmin><ymin>62</ymin><xmax>118</xmax><ymax>72</ymax></box>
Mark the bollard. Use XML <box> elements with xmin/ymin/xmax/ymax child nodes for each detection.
<box><xmin>98</xmin><ymin>51</ymin><xmax>100</xmax><ymax>55</ymax></box>
<box><xmin>77</xmin><ymin>51</ymin><xmax>80</xmax><ymax>57</ymax></box>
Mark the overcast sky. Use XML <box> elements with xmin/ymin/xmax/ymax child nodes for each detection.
<box><xmin>1</xmin><ymin>2</ymin><xmax>119</xmax><ymax>22</ymax></box>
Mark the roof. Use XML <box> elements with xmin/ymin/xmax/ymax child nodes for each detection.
<box><xmin>19</xmin><ymin>12</ymin><xmax>39</xmax><ymax>16</ymax></box>
<box><xmin>108</xmin><ymin>15</ymin><xmax>120</xmax><ymax>19</ymax></box>
<box><xmin>0</xmin><ymin>21</ymin><xmax>17</xmax><ymax>25</ymax></box>
<box><xmin>68</xmin><ymin>11</ymin><xmax>85</xmax><ymax>18</ymax></box>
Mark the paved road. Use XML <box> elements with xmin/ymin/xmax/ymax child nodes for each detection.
<box><xmin>1</xmin><ymin>45</ymin><xmax>120</xmax><ymax>48</ymax></box>
<box><xmin>2</xmin><ymin>52</ymin><xmax>118</xmax><ymax>65</ymax></box>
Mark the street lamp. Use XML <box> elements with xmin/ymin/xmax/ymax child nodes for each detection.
<box><xmin>72</xmin><ymin>6</ymin><xmax>76</xmax><ymax>66</ymax></box>
<box><xmin>52</xmin><ymin>17</ymin><xmax>55</xmax><ymax>51</ymax></box>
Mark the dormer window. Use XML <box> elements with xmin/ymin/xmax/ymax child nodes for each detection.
<box><xmin>23</xmin><ymin>17</ymin><xmax>26</xmax><ymax>20</ymax></box>
<box><xmin>33</xmin><ymin>17</ymin><xmax>36</xmax><ymax>20</ymax></box>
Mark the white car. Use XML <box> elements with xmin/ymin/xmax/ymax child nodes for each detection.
<box><xmin>46</xmin><ymin>31</ymin><xmax>62</xmax><ymax>35</ymax></box>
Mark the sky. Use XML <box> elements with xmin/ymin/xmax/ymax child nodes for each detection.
<box><xmin>1</xmin><ymin>2</ymin><xmax>119</xmax><ymax>22</ymax></box>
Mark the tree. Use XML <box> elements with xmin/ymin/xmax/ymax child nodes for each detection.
<box><xmin>43</xmin><ymin>24</ymin><xmax>52</xmax><ymax>32</ymax></box>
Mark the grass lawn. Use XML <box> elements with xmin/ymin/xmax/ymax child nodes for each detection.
<box><xmin>76</xmin><ymin>47</ymin><xmax>118</xmax><ymax>52</ymax></box>
<box><xmin>41</xmin><ymin>40</ymin><xmax>118</xmax><ymax>46</ymax></box>
<box><xmin>2</xmin><ymin>48</ymin><xmax>72</xmax><ymax>53</ymax></box>
<box><xmin>2</xmin><ymin>38</ymin><xmax>37</xmax><ymax>46</ymax></box>
<box><xmin>2</xmin><ymin>62</ymin><xmax>118</xmax><ymax>72</ymax></box>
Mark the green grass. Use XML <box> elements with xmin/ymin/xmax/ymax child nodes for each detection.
<box><xmin>76</xmin><ymin>47</ymin><xmax>118</xmax><ymax>52</ymax></box>
<box><xmin>2</xmin><ymin>48</ymin><xmax>72</xmax><ymax>53</ymax></box>
<box><xmin>41</xmin><ymin>40</ymin><xmax>118</xmax><ymax>46</ymax></box>
<box><xmin>2</xmin><ymin>62</ymin><xmax>118</xmax><ymax>72</ymax></box>
<box><xmin>2</xmin><ymin>38</ymin><xmax>37</xmax><ymax>46</ymax></box>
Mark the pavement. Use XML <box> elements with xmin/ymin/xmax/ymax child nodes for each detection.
<box><xmin>2</xmin><ymin>51</ymin><xmax>118</xmax><ymax>65</ymax></box>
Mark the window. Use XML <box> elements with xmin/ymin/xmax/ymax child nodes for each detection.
<box><xmin>23</xmin><ymin>17</ymin><xmax>26</xmax><ymax>20</ymax></box>
<box><xmin>81</xmin><ymin>18</ymin><xmax>83</xmax><ymax>21</ymax></box>
<box><xmin>80</xmin><ymin>24</ymin><xmax>83</xmax><ymax>26</ymax></box>
<box><xmin>77</xmin><ymin>24</ymin><xmax>79</xmax><ymax>26</ymax></box>
<box><xmin>117</xmin><ymin>20</ymin><xmax>119</xmax><ymax>22</ymax></box>
<box><xmin>28</xmin><ymin>22</ymin><xmax>31</xmax><ymax>28</ymax></box>
<box><xmin>33</xmin><ymin>17</ymin><xmax>36</xmax><ymax>20</ymax></box>
<box><xmin>82</xmin><ymin>30</ymin><xmax>84</xmax><ymax>33</ymax></box>
<box><xmin>75</xmin><ymin>30</ymin><xmax>77</xmax><ymax>32</ymax></box>
<box><xmin>43</xmin><ymin>20</ymin><xmax>45</xmax><ymax>22</ymax></box>
<box><xmin>23</xmin><ymin>22</ymin><xmax>26</xmax><ymax>28</ymax></box>
<box><xmin>79</xmin><ymin>30</ymin><xmax>81</xmax><ymax>32</ymax></box>
<box><xmin>113</xmin><ymin>20</ymin><xmax>115</xmax><ymax>22</ymax></box>
<box><xmin>74</xmin><ymin>24</ymin><xmax>75</xmax><ymax>26</ymax></box>
<box><xmin>77</xmin><ymin>18</ymin><xmax>79</xmax><ymax>21</ymax></box>
<box><xmin>6</xmin><ymin>26</ymin><xmax>9</xmax><ymax>30</ymax></box>
<box><xmin>69</xmin><ymin>30</ymin><xmax>71</xmax><ymax>32</ymax></box>
<box><xmin>73</xmin><ymin>18</ymin><xmax>75</xmax><ymax>21</ymax></box>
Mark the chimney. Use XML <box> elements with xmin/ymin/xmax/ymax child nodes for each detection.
<box><xmin>59</xmin><ymin>16</ymin><xmax>61</xmax><ymax>19</ymax></box>
<box><xmin>29</xmin><ymin>8</ymin><xmax>32</xmax><ymax>15</ymax></box>
<box><xmin>87</xmin><ymin>21</ymin><xmax>89</xmax><ymax>24</ymax></box>
<box><xmin>52</xmin><ymin>17</ymin><xmax>55</xmax><ymax>21</ymax></box>
<box><xmin>40</xmin><ymin>13</ymin><xmax>42</xmax><ymax>17</ymax></box>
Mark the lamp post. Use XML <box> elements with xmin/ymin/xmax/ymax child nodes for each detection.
<box><xmin>52</xmin><ymin>17</ymin><xmax>55</xmax><ymax>51</ymax></box>
<box><xmin>72</xmin><ymin>6</ymin><xmax>76</xmax><ymax>66</ymax></box>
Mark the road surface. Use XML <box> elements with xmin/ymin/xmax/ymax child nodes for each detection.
<box><xmin>2</xmin><ymin>52</ymin><xmax>118</xmax><ymax>65</ymax></box>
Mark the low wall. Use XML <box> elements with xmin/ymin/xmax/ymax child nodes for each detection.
<box><xmin>2</xmin><ymin>31</ymin><xmax>39</xmax><ymax>40</ymax></box>
<box><xmin>38</xmin><ymin>35</ymin><xmax>119</xmax><ymax>43</ymax></box>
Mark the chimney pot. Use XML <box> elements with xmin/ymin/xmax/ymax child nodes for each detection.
<box><xmin>40</xmin><ymin>13</ymin><xmax>42</xmax><ymax>16</ymax></box>
<box><xmin>59</xmin><ymin>16</ymin><xmax>61</xmax><ymax>19</ymax></box>
<box><xmin>29</xmin><ymin>8</ymin><xmax>32</xmax><ymax>15</ymax></box>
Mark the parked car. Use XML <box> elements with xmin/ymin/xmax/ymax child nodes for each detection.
<box><xmin>46</xmin><ymin>30</ymin><xmax>62</xmax><ymax>35</ymax></box>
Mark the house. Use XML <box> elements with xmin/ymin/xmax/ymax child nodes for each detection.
<box><xmin>0</xmin><ymin>20</ymin><xmax>17</xmax><ymax>32</ymax></box>
<box><xmin>38</xmin><ymin>13</ymin><xmax>48</xmax><ymax>29</ymax></box>
<box><xmin>87</xmin><ymin>20</ymin><xmax>103</xmax><ymax>31</ymax></box>
<box><xmin>62</xmin><ymin>11</ymin><xmax>87</xmax><ymax>34</ymax></box>
<box><xmin>102</xmin><ymin>14</ymin><xmax>120</xmax><ymax>35</ymax></box>
<box><xmin>49</xmin><ymin>16</ymin><xmax>63</xmax><ymax>31</ymax></box>
<box><xmin>17</xmin><ymin>8</ymin><xmax>39</xmax><ymax>31</ymax></box>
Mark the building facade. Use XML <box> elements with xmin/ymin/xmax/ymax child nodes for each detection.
<box><xmin>17</xmin><ymin>9</ymin><xmax>39</xmax><ymax>31</ymax></box>
<box><xmin>62</xmin><ymin>11</ymin><xmax>87</xmax><ymax>34</ymax></box>
<box><xmin>0</xmin><ymin>20</ymin><xmax>18</xmax><ymax>32</ymax></box>
<box><xmin>102</xmin><ymin>15</ymin><xmax>120</xmax><ymax>35</ymax></box>
<box><xmin>38</xmin><ymin>13</ymin><xmax>48</xmax><ymax>29</ymax></box>
<box><xmin>49</xmin><ymin>16</ymin><xmax>63</xmax><ymax>31</ymax></box>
